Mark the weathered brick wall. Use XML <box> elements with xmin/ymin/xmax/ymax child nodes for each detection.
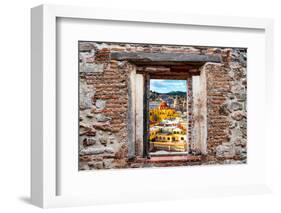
<box><xmin>204</xmin><ymin>49</ymin><xmax>247</xmax><ymax>164</ymax></box>
<box><xmin>79</xmin><ymin>42</ymin><xmax>247</xmax><ymax>170</ymax></box>
<box><xmin>205</xmin><ymin>63</ymin><xmax>232</xmax><ymax>161</ymax></box>
<box><xmin>79</xmin><ymin>43</ymin><xmax>134</xmax><ymax>169</ymax></box>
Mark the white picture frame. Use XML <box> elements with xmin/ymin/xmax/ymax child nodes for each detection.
<box><xmin>31</xmin><ymin>4</ymin><xmax>274</xmax><ymax>208</ymax></box>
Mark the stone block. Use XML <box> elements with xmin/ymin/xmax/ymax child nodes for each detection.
<box><xmin>99</xmin><ymin>136</ymin><xmax>108</xmax><ymax>146</ymax></box>
<box><xmin>79</xmin><ymin>42</ymin><xmax>95</xmax><ymax>52</ymax></box>
<box><xmin>229</xmin><ymin>102</ymin><xmax>243</xmax><ymax>111</ymax></box>
<box><xmin>103</xmin><ymin>159</ymin><xmax>114</xmax><ymax>169</ymax></box>
<box><xmin>234</xmin><ymin>138</ymin><xmax>247</xmax><ymax>147</ymax></box>
<box><xmin>238</xmin><ymin>119</ymin><xmax>247</xmax><ymax>129</ymax></box>
<box><xmin>235</xmin><ymin>93</ymin><xmax>246</xmax><ymax>102</ymax></box>
<box><xmin>80</xmin><ymin>80</ymin><xmax>95</xmax><ymax>109</ymax></box>
<box><xmin>82</xmin><ymin>137</ymin><xmax>96</xmax><ymax>146</ymax></box>
<box><xmin>105</xmin><ymin>147</ymin><xmax>115</xmax><ymax>153</ymax></box>
<box><xmin>80</xmin><ymin>63</ymin><xmax>104</xmax><ymax>73</ymax></box>
<box><xmin>80</xmin><ymin>147</ymin><xmax>105</xmax><ymax>155</ymax></box>
<box><xmin>95</xmin><ymin>99</ymin><xmax>106</xmax><ymax>110</ymax></box>
<box><xmin>231</xmin><ymin>111</ymin><xmax>245</xmax><ymax>121</ymax></box>
<box><xmin>95</xmin><ymin>114</ymin><xmax>111</xmax><ymax>122</ymax></box>
<box><xmin>88</xmin><ymin>161</ymin><xmax>103</xmax><ymax>169</ymax></box>
<box><xmin>216</xmin><ymin>143</ymin><xmax>235</xmax><ymax>158</ymax></box>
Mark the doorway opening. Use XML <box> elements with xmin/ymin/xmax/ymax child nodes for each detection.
<box><xmin>125</xmin><ymin>52</ymin><xmax>213</xmax><ymax>160</ymax></box>
<box><xmin>148</xmin><ymin>79</ymin><xmax>189</xmax><ymax>156</ymax></box>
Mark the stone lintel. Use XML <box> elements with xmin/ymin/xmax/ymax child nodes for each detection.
<box><xmin>111</xmin><ymin>52</ymin><xmax>221</xmax><ymax>63</ymax></box>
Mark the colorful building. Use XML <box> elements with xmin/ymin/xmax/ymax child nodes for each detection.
<box><xmin>152</xmin><ymin>133</ymin><xmax>188</xmax><ymax>152</ymax></box>
<box><xmin>149</xmin><ymin>101</ymin><xmax>179</xmax><ymax>123</ymax></box>
<box><xmin>149</xmin><ymin>100</ymin><xmax>188</xmax><ymax>152</ymax></box>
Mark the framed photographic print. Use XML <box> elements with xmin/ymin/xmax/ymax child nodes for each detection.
<box><xmin>78</xmin><ymin>41</ymin><xmax>247</xmax><ymax>170</ymax></box>
<box><xmin>31</xmin><ymin>4</ymin><xmax>274</xmax><ymax>208</ymax></box>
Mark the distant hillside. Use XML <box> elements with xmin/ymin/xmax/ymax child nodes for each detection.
<box><xmin>165</xmin><ymin>91</ymin><xmax>186</xmax><ymax>96</ymax></box>
<box><xmin>150</xmin><ymin>90</ymin><xmax>186</xmax><ymax>97</ymax></box>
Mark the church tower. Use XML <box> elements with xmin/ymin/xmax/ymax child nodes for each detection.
<box><xmin>173</xmin><ymin>95</ymin><xmax>179</xmax><ymax>110</ymax></box>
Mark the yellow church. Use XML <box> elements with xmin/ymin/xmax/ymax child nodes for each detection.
<box><xmin>149</xmin><ymin>101</ymin><xmax>179</xmax><ymax>124</ymax></box>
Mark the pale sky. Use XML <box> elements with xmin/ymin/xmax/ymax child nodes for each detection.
<box><xmin>150</xmin><ymin>79</ymin><xmax>187</xmax><ymax>93</ymax></box>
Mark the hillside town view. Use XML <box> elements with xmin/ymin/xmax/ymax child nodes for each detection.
<box><xmin>149</xmin><ymin>80</ymin><xmax>188</xmax><ymax>154</ymax></box>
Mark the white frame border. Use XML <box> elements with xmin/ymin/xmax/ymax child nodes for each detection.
<box><xmin>31</xmin><ymin>4</ymin><xmax>274</xmax><ymax>208</ymax></box>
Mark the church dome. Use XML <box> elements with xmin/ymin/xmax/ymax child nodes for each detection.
<box><xmin>159</xmin><ymin>101</ymin><xmax>169</xmax><ymax>110</ymax></box>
